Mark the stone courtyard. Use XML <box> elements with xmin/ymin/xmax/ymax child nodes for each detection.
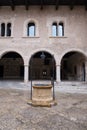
<box><xmin>0</xmin><ymin>86</ymin><xmax>87</xmax><ymax>130</ymax></box>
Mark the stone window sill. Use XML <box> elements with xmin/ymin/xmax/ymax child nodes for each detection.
<box><xmin>0</xmin><ymin>36</ymin><xmax>13</xmax><ymax>39</ymax></box>
<box><xmin>49</xmin><ymin>36</ymin><xmax>67</xmax><ymax>38</ymax></box>
<box><xmin>22</xmin><ymin>36</ymin><xmax>40</xmax><ymax>38</ymax></box>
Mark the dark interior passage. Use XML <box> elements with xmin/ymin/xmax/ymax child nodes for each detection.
<box><xmin>61</xmin><ymin>51</ymin><xmax>86</xmax><ymax>81</ymax></box>
<box><xmin>0</xmin><ymin>52</ymin><xmax>24</xmax><ymax>80</ymax></box>
<box><xmin>29</xmin><ymin>51</ymin><xmax>56</xmax><ymax>80</ymax></box>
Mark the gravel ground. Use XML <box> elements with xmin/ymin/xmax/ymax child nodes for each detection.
<box><xmin>0</xmin><ymin>88</ymin><xmax>87</xmax><ymax>130</ymax></box>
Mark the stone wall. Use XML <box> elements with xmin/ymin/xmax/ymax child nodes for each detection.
<box><xmin>0</xmin><ymin>6</ymin><xmax>87</xmax><ymax>65</ymax></box>
<box><xmin>0</xmin><ymin>6</ymin><xmax>87</xmax><ymax>81</ymax></box>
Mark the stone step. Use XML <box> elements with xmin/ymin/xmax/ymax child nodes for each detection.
<box><xmin>0</xmin><ymin>80</ymin><xmax>87</xmax><ymax>93</ymax></box>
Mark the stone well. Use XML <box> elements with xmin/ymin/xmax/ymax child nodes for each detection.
<box><xmin>28</xmin><ymin>84</ymin><xmax>57</xmax><ymax>107</ymax></box>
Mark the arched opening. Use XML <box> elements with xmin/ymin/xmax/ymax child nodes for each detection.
<box><xmin>7</xmin><ymin>23</ymin><xmax>11</xmax><ymax>36</ymax></box>
<box><xmin>61</xmin><ymin>51</ymin><xmax>86</xmax><ymax>81</ymax></box>
<box><xmin>1</xmin><ymin>23</ymin><xmax>5</xmax><ymax>37</ymax></box>
<box><xmin>27</xmin><ymin>22</ymin><xmax>35</xmax><ymax>37</ymax></box>
<box><xmin>52</xmin><ymin>22</ymin><xmax>57</xmax><ymax>36</ymax></box>
<box><xmin>58</xmin><ymin>22</ymin><xmax>64</xmax><ymax>36</ymax></box>
<box><xmin>29</xmin><ymin>51</ymin><xmax>56</xmax><ymax>80</ymax></box>
<box><xmin>0</xmin><ymin>52</ymin><xmax>24</xmax><ymax>80</ymax></box>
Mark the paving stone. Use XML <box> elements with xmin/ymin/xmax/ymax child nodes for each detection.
<box><xmin>0</xmin><ymin>88</ymin><xmax>87</xmax><ymax>130</ymax></box>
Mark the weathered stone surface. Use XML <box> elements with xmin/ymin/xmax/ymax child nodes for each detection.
<box><xmin>0</xmin><ymin>88</ymin><xmax>87</xmax><ymax>130</ymax></box>
<box><xmin>31</xmin><ymin>84</ymin><xmax>54</xmax><ymax>107</ymax></box>
<box><xmin>0</xmin><ymin>6</ymin><xmax>87</xmax><ymax>82</ymax></box>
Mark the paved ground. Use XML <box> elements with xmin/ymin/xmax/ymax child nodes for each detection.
<box><xmin>0</xmin><ymin>81</ymin><xmax>87</xmax><ymax>93</ymax></box>
<box><xmin>0</xmin><ymin>88</ymin><xmax>87</xmax><ymax>130</ymax></box>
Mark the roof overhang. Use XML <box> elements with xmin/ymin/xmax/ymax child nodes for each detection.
<box><xmin>0</xmin><ymin>0</ymin><xmax>87</xmax><ymax>11</ymax></box>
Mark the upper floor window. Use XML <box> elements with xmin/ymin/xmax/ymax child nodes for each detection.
<box><xmin>1</xmin><ymin>23</ymin><xmax>5</xmax><ymax>36</ymax></box>
<box><xmin>0</xmin><ymin>22</ymin><xmax>12</xmax><ymax>37</ymax></box>
<box><xmin>58</xmin><ymin>22</ymin><xmax>64</xmax><ymax>36</ymax></box>
<box><xmin>7</xmin><ymin>23</ymin><xmax>11</xmax><ymax>36</ymax></box>
<box><xmin>52</xmin><ymin>22</ymin><xmax>57</xmax><ymax>36</ymax></box>
<box><xmin>27</xmin><ymin>22</ymin><xmax>35</xmax><ymax>37</ymax></box>
<box><xmin>52</xmin><ymin>22</ymin><xmax>64</xmax><ymax>37</ymax></box>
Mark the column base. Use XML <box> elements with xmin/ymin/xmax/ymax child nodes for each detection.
<box><xmin>27</xmin><ymin>100</ymin><xmax>57</xmax><ymax>107</ymax></box>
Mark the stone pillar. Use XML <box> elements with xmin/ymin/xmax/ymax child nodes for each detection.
<box><xmin>56</xmin><ymin>65</ymin><xmax>61</xmax><ymax>82</ymax></box>
<box><xmin>85</xmin><ymin>61</ymin><xmax>87</xmax><ymax>82</ymax></box>
<box><xmin>24</xmin><ymin>65</ymin><xmax>29</xmax><ymax>83</ymax></box>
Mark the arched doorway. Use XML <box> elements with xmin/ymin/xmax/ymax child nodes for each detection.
<box><xmin>0</xmin><ymin>52</ymin><xmax>24</xmax><ymax>80</ymax></box>
<box><xmin>61</xmin><ymin>51</ymin><xmax>86</xmax><ymax>81</ymax></box>
<box><xmin>29</xmin><ymin>51</ymin><xmax>56</xmax><ymax>80</ymax></box>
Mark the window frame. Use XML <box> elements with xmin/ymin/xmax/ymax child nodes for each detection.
<box><xmin>1</xmin><ymin>23</ymin><xmax>5</xmax><ymax>37</ymax></box>
<box><xmin>27</xmin><ymin>22</ymin><xmax>36</xmax><ymax>37</ymax></box>
<box><xmin>52</xmin><ymin>21</ymin><xmax>64</xmax><ymax>37</ymax></box>
<box><xmin>52</xmin><ymin>22</ymin><xmax>58</xmax><ymax>37</ymax></box>
<box><xmin>58</xmin><ymin>22</ymin><xmax>64</xmax><ymax>37</ymax></box>
<box><xmin>0</xmin><ymin>22</ymin><xmax>12</xmax><ymax>37</ymax></box>
<box><xmin>7</xmin><ymin>23</ymin><xmax>11</xmax><ymax>37</ymax></box>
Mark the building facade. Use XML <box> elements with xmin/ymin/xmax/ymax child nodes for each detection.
<box><xmin>0</xmin><ymin>1</ymin><xmax>87</xmax><ymax>83</ymax></box>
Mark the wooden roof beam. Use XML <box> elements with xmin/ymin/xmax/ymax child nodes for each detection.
<box><xmin>40</xmin><ymin>0</ymin><xmax>44</xmax><ymax>10</ymax></box>
<box><xmin>55</xmin><ymin>0</ymin><xmax>59</xmax><ymax>10</ymax></box>
<box><xmin>25</xmin><ymin>0</ymin><xmax>29</xmax><ymax>10</ymax></box>
<box><xmin>85</xmin><ymin>5</ymin><xmax>87</xmax><ymax>10</ymax></box>
<box><xmin>69</xmin><ymin>0</ymin><xmax>75</xmax><ymax>10</ymax></box>
<box><xmin>85</xmin><ymin>0</ymin><xmax>87</xmax><ymax>10</ymax></box>
<box><xmin>10</xmin><ymin>0</ymin><xmax>15</xmax><ymax>11</ymax></box>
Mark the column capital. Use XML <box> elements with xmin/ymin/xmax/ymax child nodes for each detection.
<box><xmin>56</xmin><ymin>64</ymin><xmax>60</xmax><ymax>67</ymax></box>
<box><xmin>24</xmin><ymin>64</ymin><xmax>29</xmax><ymax>67</ymax></box>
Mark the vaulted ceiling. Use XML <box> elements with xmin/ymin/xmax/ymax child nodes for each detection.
<box><xmin>0</xmin><ymin>0</ymin><xmax>87</xmax><ymax>10</ymax></box>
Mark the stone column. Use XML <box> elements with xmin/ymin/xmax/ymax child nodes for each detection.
<box><xmin>85</xmin><ymin>61</ymin><xmax>87</xmax><ymax>82</ymax></box>
<box><xmin>56</xmin><ymin>65</ymin><xmax>61</xmax><ymax>82</ymax></box>
<box><xmin>24</xmin><ymin>65</ymin><xmax>29</xmax><ymax>83</ymax></box>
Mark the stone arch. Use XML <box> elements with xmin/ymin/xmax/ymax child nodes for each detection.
<box><xmin>29</xmin><ymin>50</ymin><xmax>56</xmax><ymax>80</ymax></box>
<box><xmin>0</xmin><ymin>49</ymin><xmax>24</xmax><ymax>61</ymax></box>
<box><xmin>59</xmin><ymin>49</ymin><xmax>87</xmax><ymax>65</ymax></box>
<box><xmin>28</xmin><ymin>48</ymin><xmax>57</xmax><ymax>66</ymax></box>
<box><xmin>60</xmin><ymin>50</ymin><xmax>86</xmax><ymax>81</ymax></box>
<box><xmin>0</xmin><ymin>51</ymin><xmax>24</xmax><ymax>80</ymax></box>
